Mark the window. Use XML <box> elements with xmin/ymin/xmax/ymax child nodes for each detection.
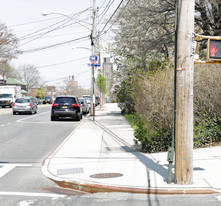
<box><xmin>55</xmin><ymin>97</ymin><xmax>76</xmax><ymax>104</ymax></box>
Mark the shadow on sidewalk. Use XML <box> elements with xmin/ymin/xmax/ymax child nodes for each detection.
<box><xmin>93</xmin><ymin>119</ymin><xmax>173</xmax><ymax>186</ymax></box>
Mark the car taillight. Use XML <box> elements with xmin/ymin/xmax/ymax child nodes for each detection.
<box><xmin>29</xmin><ymin>103</ymin><xmax>32</xmax><ymax>106</ymax></box>
<box><xmin>52</xmin><ymin>103</ymin><xmax>59</xmax><ymax>107</ymax></box>
<box><xmin>71</xmin><ymin>104</ymin><xmax>79</xmax><ymax>107</ymax></box>
<box><xmin>82</xmin><ymin>104</ymin><xmax>85</xmax><ymax>106</ymax></box>
<box><xmin>13</xmin><ymin>103</ymin><xmax>15</xmax><ymax>106</ymax></box>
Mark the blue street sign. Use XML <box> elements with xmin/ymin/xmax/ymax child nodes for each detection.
<box><xmin>90</xmin><ymin>55</ymin><xmax>97</xmax><ymax>64</ymax></box>
<box><xmin>88</xmin><ymin>63</ymin><xmax>101</xmax><ymax>67</ymax></box>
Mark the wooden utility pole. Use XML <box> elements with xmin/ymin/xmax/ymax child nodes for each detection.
<box><xmin>175</xmin><ymin>0</ymin><xmax>195</xmax><ymax>184</ymax></box>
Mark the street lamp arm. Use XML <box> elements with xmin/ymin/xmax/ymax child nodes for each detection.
<box><xmin>41</xmin><ymin>12</ymin><xmax>91</xmax><ymax>30</ymax></box>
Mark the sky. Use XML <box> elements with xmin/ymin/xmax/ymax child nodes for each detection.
<box><xmin>0</xmin><ymin>0</ymin><xmax>120</xmax><ymax>89</ymax></box>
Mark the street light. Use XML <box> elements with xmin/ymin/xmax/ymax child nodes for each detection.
<box><xmin>41</xmin><ymin>12</ymin><xmax>91</xmax><ymax>30</ymax></box>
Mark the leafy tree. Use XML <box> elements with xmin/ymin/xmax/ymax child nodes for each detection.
<box><xmin>36</xmin><ymin>87</ymin><xmax>46</xmax><ymax>99</ymax></box>
<box><xmin>96</xmin><ymin>72</ymin><xmax>106</xmax><ymax>107</ymax></box>
<box><xmin>96</xmin><ymin>72</ymin><xmax>106</xmax><ymax>95</ymax></box>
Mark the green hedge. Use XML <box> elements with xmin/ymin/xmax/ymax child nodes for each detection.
<box><xmin>125</xmin><ymin>113</ymin><xmax>221</xmax><ymax>153</ymax></box>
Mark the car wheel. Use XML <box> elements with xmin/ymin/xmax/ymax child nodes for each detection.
<box><xmin>51</xmin><ymin>116</ymin><xmax>55</xmax><ymax>121</ymax></box>
<box><xmin>13</xmin><ymin>111</ymin><xmax>16</xmax><ymax>115</ymax></box>
<box><xmin>29</xmin><ymin>110</ymin><xmax>33</xmax><ymax>115</ymax></box>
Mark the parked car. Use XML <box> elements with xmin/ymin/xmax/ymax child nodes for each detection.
<box><xmin>51</xmin><ymin>95</ymin><xmax>82</xmax><ymax>121</ymax></box>
<box><xmin>31</xmin><ymin>97</ymin><xmax>38</xmax><ymax>105</ymax></box>
<box><xmin>95</xmin><ymin>96</ymin><xmax>100</xmax><ymax>106</ymax></box>
<box><xmin>13</xmin><ymin>97</ymin><xmax>37</xmax><ymax>115</ymax></box>
<box><xmin>82</xmin><ymin>95</ymin><xmax>91</xmax><ymax>104</ymax></box>
<box><xmin>43</xmin><ymin>96</ymin><xmax>53</xmax><ymax>104</ymax></box>
<box><xmin>79</xmin><ymin>98</ymin><xmax>90</xmax><ymax>114</ymax></box>
<box><xmin>37</xmin><ymin>98</ymin><xmax>42</xmax><ymax>105</ymax></box>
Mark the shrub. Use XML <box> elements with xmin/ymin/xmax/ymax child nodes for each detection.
<box><xmin>127</xmin><ymin>63</ymin><xmax>221</xmax><ymax>153</ymax></box>
<box><xmin>194</xmin><ymin>117</ymin><xmax>221</xmax><ymax>147</ymax></box>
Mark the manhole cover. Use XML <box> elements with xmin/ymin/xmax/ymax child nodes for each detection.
<box><xmin>90</xmin><ymin>173</ymin><xmax>123</xmax><ymax>179</ymax></box>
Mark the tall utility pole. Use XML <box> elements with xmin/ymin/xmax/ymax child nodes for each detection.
<box><xmin>175</xmin><ymin>0</ymin><xmax>195</xmax><ymax>184</ymax></box>
<box><xmin>90</xmin><ymin>0</ymin><xmax>97</xmax><ymax>119</ymax></box>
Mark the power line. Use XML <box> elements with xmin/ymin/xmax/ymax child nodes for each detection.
<box><xmin>100</xmin><ymin>0</ymin><xmax>131</xmax><ymax>36</ymax></box>
<box><xmin>99</xmin><ymin>0</ymin><xmax>124</xmax><ymax>34</ymax></box>
<box><xmin>37</xmin><ymin>56</ymin><xmax>88</xmax><ymax>69</ymax></box>
<box><xmin>98</xmin><ymin>0</ymin><xmax>115</xmax><ymax>24</ymax></box>
<box><xmin>45</xmin><ymin>69</ymin><xmax>90</xmax><ymax>83</ymax></box>
<box><xmin>9</xmin><ymin>7</ymin><xmax>92</xmax><ymax>28</ymax></box>
<box><xmin>21</xmin><ymin>35</ymin><xmax>90</xmax><ymax>53</ymax></box>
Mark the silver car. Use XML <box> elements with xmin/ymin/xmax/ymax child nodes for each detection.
<box><xmin>79</xmin><ymin>98</ymin><xmax>90</xmax><ymax>114</ymax></box>
<box><xmin>13</xmin><ymin>97</ymin><xmax>37</xmax><ymax>115</ymax></box>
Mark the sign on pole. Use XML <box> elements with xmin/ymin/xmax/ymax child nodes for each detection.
<box><xmin>90</xmin><ymin>55</ymin><xmax>97</xmax><ymax>64</ymax></box>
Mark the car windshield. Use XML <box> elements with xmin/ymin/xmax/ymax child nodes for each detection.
<box><xmin>55</xmin><ymin>97</ymin><xmax>76</xmax><ymax>104</ymax></box>
<box><xmin>79</xmin><ymin>99</ymin><xmax>84</xmax><ymax>104</ymax></box>
<box><xmin>15</xmin><ymin>98</ymin><xmax>30</xmax><ymax>103</ymax></box>
<box><xmin>82</xmin><ymin>96</ymin><xmax>90</xmax><ymax>100</ymax></box>
<box><xmin>44</xmin><ymin>97</ymin><xmax>51</xmax><ymax>100</ymax></box>
<box><xmin>0</xmin><ymin>94</ymin><xmax>12</xmax><ymax>98</ymax></box>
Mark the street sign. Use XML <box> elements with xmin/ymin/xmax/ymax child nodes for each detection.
<box><xmin>90</xmin><ymin>55</ymin><xmax>97</xmax><ymax>64</ymax></box>
<box><xmin>88</xmin><ymin>63</ymin><xmax>100</xmax><ymax>67</ymax></box>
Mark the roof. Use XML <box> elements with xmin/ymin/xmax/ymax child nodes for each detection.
<box><xmin>6</xmin><ymin>78</ymin><xmax>26</xmax><ymax>86</ymax></box>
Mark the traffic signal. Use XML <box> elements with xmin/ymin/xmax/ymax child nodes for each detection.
<box><xmin>208</xmin><ymin>39</ymin><xmax>221</xmax><ymax>61</ymax></box>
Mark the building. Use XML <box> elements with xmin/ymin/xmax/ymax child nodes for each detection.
<box><xmin>6</xmin><ymin>78</ymin><xmax>27</xmax><ymax>96</ymax></box>
<box><xmin>46</xmin><ymin>86</ymin><xmax>56</xmax><ymax>98</ymax></box>
<box><xmin>102</xmin><ymin>57</ymin><xmax>114</xmax><ymax>103</ymax></box>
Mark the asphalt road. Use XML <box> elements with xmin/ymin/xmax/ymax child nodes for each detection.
<box><xmin>0</xmin><ymin>105</ymin><xmax>85</xmax><ymax>206</ymax></box>
<box><xmin>0</xmin><ymin>106</ymin><xmax>220</xmax><ymax>206</ymax></box>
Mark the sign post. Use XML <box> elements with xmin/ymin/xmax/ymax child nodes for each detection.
<box><xmin>90</xmin><ymin>55</ymin><xmax>97</xmax><ymax>121</ymax></box>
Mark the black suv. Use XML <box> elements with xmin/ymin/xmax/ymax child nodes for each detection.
<box><xmin>51</xmin><ymin>95</ymin><xmax>82</xmax><ymax>121</ymax></box>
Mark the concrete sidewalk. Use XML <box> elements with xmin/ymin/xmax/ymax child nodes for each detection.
<box><xmin>42</xmin><ymin>103</ymin><xmax>221</xmax><ymax>194</ymax></box>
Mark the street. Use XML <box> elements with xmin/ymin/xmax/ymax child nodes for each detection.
<box><xmin>0</xmin><ymin>105</ymin><xmax>85</xmax><ymax>205</ymax></box>
<box><xmin>0</xmin><ymin>106</ymin><xmax>220</xmax><ymax>206</ymax></box>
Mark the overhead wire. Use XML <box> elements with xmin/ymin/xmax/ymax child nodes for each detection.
<box><xmin>17</xmin><ymin>7</ymin><xmax>92</xmax><ymax>45</ymax></box>
<box><xmin>37</xmin><ymin>56</ymin><xmax>88</xmax><ymax>69</ymax></box>
<box><xmin>45</xmin><ymin>69</ymin><xmax>90</xmax><ymax>83</ymax></box>
<box><xmin>98</xmin><ymin>0</ymin><xmax>115</xmax><ymax>24</ymax></box>
<box><xmin>21</xmin><ymin>35</ymin><xmax>90</xmax><ymax>53</ymax></box>
<box><xmin>99</xmin><ymin>0</ymin><xmax>125</xmax><ymax>35</ymax></box>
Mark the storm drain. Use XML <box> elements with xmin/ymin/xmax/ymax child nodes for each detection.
<box><xmin>57</xmin><ymin>167</ymin><xmax>84</xmax><ymax>175</ymax></box>
<box><xmin>90</xmin><ymin>173</ymin><xmax>123</xmax><ymax>179</ymax></box>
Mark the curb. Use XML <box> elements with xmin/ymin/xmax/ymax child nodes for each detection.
<box><xmin>41</xmin><ymin>162</ymin><xmax>219</xmax><ymax>195</ymax></box>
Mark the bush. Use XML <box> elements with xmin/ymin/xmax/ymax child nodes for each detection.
<box><xmin>126</xmin><ymin>63</ymin><xmax>221</xmax><ymax>153</ymax></box>
<box><xmin>194</xmin><ymin>117</ymin><xmax>221</xmax><ymax>147</ymax></box>
<box><xmin>125</xmin><ymin>113</ymin><xmax>172</xmax><ymax>153</ymax></box>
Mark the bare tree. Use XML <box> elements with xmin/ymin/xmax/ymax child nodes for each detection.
<box><xmin>0</xmin><ymin>23</ymin><xmax>19</xmax><ymax>61</ymax></box>
<box><xmin>17</xmin><ymin>64</ymin><xmax>41</xmax><ymax>93</ymax></box>
<box><xmin>0</xmin><ymin>60</ymin><xmax>19</xmax><ymax>79</ymax></box>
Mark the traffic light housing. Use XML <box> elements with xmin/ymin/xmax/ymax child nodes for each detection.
<box><xmin>207</xmin><ymin>39</ymin><xmax>221</xmax><ymax>61</ymax></box>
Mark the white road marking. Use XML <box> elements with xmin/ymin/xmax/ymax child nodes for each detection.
<box><xmin>0</xmin><ymin>191</ymin><xmax>65</xmax><ymax>198</ymax></box>
<box><xmin>0</xmin><ymin>165</ymin><xmax>16</xmax><ymax>178</ymax></box>
<box><xmin>1</xmin><ymin>123</ymin><xmax>11</xmax><ymax>127</ymax></box>
<box><xmin>16</xmin><ymin>111</ymin><xmax>50</xmax><ymax>122</ymax></box>
<box><xmin>0</xmin><ymin>163</ymin><xmax>32</xmax><ymax>178</ymax></box>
